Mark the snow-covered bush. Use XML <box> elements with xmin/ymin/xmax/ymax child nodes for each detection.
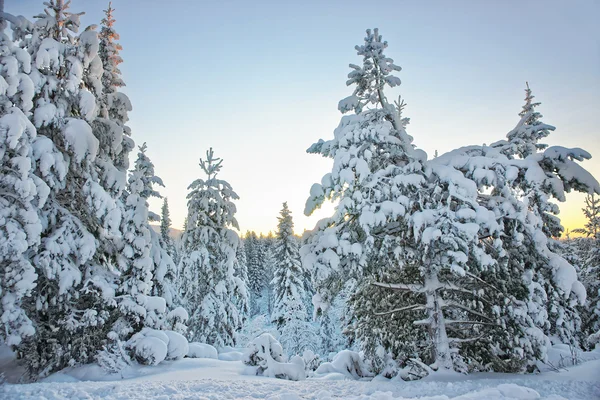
<box><xmin>96</xmin><ymin>333</ymin><xmax>132</xmax><ymax>374</ymax></box>
<box><xmin>187</xmin><ymin>343</ymin><xmax>218</xmax><ymax>359</ymax></box>
<box><xmin>125</xmin><ymin>328</ymin><xmax>183</xmax><ymax>365</ymax></box>
<box><xmin>164</xmin><ymin>331</ymin><xmax>189</xmax><ymax>361</ymax></box>
<box><xmin>398</xmin><ymin>359</ymin><xmax>434</xmax><ymax>381</ymax></box>
<box><xmin>275</xmin><ymin>355</ymin><xmax>305</xmax><ymax>381</ymax></box>
<box><xmin>133</xmin><ymin>337</ymin><xmax>167</xmax><ymax>366</ymax></box>
<box><xmin>302</xmin><ymin>349</ymin><xmax>321</xmax><ymax>373</ymax></box>
<box><xmin>315</xmin><ymin>350</ymin><xmax>373</xmax><ymax>380</ymax></box>
<box><xmin>242</xmin><ymin>333</ymin><xmax>304</xmax><ymax>380</ymax></box>
<box><xmin>243</xmin><ymin>333</ymin><xmax>285</xmax><ymax>370</ymax></box>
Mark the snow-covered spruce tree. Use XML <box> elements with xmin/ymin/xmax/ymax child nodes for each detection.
<box><xmin>262</xmin><ymin>243</ymin><xmax>277</xmax><ymax>316</ymax></box>
<box><xmin>301</xmin><ymin>28</ymin><xmax>426</xmax><ymax>322</ymax></box>
<box><xmin>8</xmin><ymin>0</ymin><xmax>127</xmax><ymax>378</ymax></box>
<box><xmin>574</xmin><ymin>195</ymin><xmax>600</xmax><ymax>238</ymax></box>
<box><xmin>498</xmin><ymin>85</ymin><xmax>599</xmax><ymax>347</ymax></box>
<box><xmin>0</xmin><ymin>13</ymin><xmax>42</xmax><ymax>349</ymax></box>
<box><xmin>272</xmin><ymin>203</ymin><xmax>317</xmax><ymax>355</ymax></box>
<box><xmin>179</xmin><ymin>148</ymin><xmax>243</xmax><ymax>347</ymax></box>
<box><xmin>501</xmin><ymin>83</ymin><xmax>560</xmax><ymax>237</ymax></box>
<box><xmin>301</xmin><ymin>28</ymin><xmax>431</xmax><ymax>369</ymax></box>
<box><xmin>115</xmin><ymin>143</ymin><xmax>165</xmax><ymax>337</ymax></box>
<box><xmin>574</xmin><ymin>194</ymin><xmax>600</xmax><ymax>347</ymax></box>
<box><xmin>430</xmin><ymin>86</ymin><xmax>599</xmax><ymax>367</ymax></box>
<box><xmin>160</xmin><ymin>197</ymin><xmax>177</xmax><ymax>262</ymax></box>
<box><xmin>245</xmin><ymin>231</ymin><xmax>267</xmax><ymax>315</ymax></box>
<box><xmin>244</xmin><ymin>231</ymin><xmax>259</xmax><ymax>311</ymax></box>
<box><xmin>271</xmin><ymin>203</ymin><xmax>304</xmax><ymax>326</ymax></box>
<box><xmin>233</xmin><ymin>243</ymin><xmax>250</xmax><ymax>329</ymax></box>
<box><xmin>95</xmin><ymin>1</ymin><xmax>133</xmax><ymax>175</ymax></box>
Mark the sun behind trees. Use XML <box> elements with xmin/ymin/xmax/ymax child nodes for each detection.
<box><xmin>0</xmin><ymin>1</ymin><xmax>599</xmax><ymax>385</ymax></box>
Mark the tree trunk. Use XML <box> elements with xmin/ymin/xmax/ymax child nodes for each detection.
<box><xmin>425</xmin><ymin>274</ymin><xmax>453</xmax><ymax>371</ymax></box>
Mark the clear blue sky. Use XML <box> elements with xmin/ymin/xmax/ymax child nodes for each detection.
<box><xmin>7</xmin><ymin>0</ymin><xmax>600</xmax><ymax>235</ymax></box>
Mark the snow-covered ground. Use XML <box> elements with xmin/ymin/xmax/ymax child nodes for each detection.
<box><xmin>1</xmin><ymin>351</ymin><xmax>599</xmax><ymax>400</ymax></box>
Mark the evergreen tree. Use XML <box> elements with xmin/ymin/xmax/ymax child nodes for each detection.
<box><xmin>0</xmin><ymin>14</ymin><xmax>41</xmax><ymax>348</ymax></box>
<box><xmin>574</xmin><ymin>195</ymin><xmax>600</xmax><ymax>346</ymax></box>
<box><xmin>13</xmin><ymin>0</ymin><xmax>126</xmax><ymax>377</ymax></box>
<box><xmin>115</xmin><ymin>143</ymin><xmax>172</xmax><ymax>337</ymax></box>
<box><xmin>499</xmin><ymin>85</ymin><xmax>599</xmax><ymax>347</ymax></box>
<box><xmin>574</xmin><ymin>195</ymin><xmax>600</xmax><ymax>238</ymax></box>
<box><xmin>245</xmin><ymin>231</ymin><xmax>273</xmax><ymax>315</ymax></box>
<box><xmin>430</xmin><ymin>85</ymin><xmax>599</xmax><ymax>368</ymax></box>
<box><xmin>160</xmin><ymin>197</ymin><xmax>176</xmax><ymax>261</ymax></box>
<box><xmin>302</xmin><ymin>28</ymin><xmax>432</xmax><ymax>369</ymax></box>
<box><xmin>271</xmin><ymin>203</ymin><xmax>316</xmax><ymax>355</ymax></box>
<box><xmin>96</xmin><ymin>1</ymin><xmax>133</xmax><ymax>174</ymax></box>
<box><xmin>271</xmin><ymin>203</ymin><xmax>306</xmax><ymax>327</ymax></box>
<box><xmin>115</xmin><ymin>144</ymin><xmax>156</xmax><ymax>337</ymax></box>
<box><xmin>245</xmin><ymin>231</ymin><xmax>261</xmax><ymax>310</ymax></box>
<box><xmin>179</xmin><ymin>148</ymin><xmax>242</xmax><ymax>347</ymax></box>
<box><xmin>233</xmin><ymin>242</ymin><xmax>250</xmax><ymax>327</ymax></box>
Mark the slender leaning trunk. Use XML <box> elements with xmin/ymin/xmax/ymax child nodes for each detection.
<box><xmin>424</xmin><ymin>273</ymin><xmax>453</xmax><ymax>371</ymax></box>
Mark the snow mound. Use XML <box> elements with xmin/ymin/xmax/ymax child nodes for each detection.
<box><xmin>126</xmin><ymin>328</ymin><xmax>190</xmax><ymax>365</ymax></box>
<box><xmin>187</xmin><ymin>343</ymin><xmax>218</xmax><ymax>359</ymax></box>
<box><xmin>164</xmin><ymin>331</ymin><xmax>188</xmax><ymax>361</ymax></box>
<box><xmin>133</xmin><ymin>337</ymin><xmax>167</xmax><ymax>366</ymax></box>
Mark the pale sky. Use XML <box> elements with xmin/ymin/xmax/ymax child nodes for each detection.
<box><xmin>8</xmin><ymin>0</ymin><xmax>600</xmax><ymax>235</ymax></box>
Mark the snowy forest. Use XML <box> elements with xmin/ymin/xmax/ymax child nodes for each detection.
<box><xmin>1</xmin><ymin>0</ymin><xmax>599</xmax><ymax>393</ymax></box>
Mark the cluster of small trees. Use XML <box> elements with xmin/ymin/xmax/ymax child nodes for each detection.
<box><xmin>238</xmin><ymin>204</ymin><xmax>324</xmax><ymax>357</ymax></box>
<box><xmin>1</xmin><ymin>1</ymin><xmax>597</xmax><ymax>382</ymax></box>
<box><xmin>301</xmin><ymin>28</ymin><xmax>599</xmax><ymax>376</ymax></box>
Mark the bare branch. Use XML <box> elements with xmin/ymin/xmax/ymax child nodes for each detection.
<box><xmin>371</xmin><ymin>281</ymin><xmax>424</xmax><ymax>292</ymax></box>
<box><xmin>374</xmin><ymin>304</ymin><xmax>425</xmax><ymax>316</ymax></box>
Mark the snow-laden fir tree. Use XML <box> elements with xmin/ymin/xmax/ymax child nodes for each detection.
<box><xmin>301</xmin><ymin>28</ymin><xmax>430</xmax><ymax>368</ymax></box>
<box><xmin>244</xmin><ymin>231</ymin><xmax>261</xmax><ymax>313</ymax></box>
<box><xmin>160</xmin><ymin>197</ymin><xmax>177</xmax><ymax>262</ymax></box>
<box><xmin>262</xmin><ymin>243</ymin><xmax>277</xmax><ymax>316</ymax></box>
<box><xmin>498</xmin><ymin>85</ymin><xmax>599</xmax><ymax>347</ymax></box>
<box><xmin>233</xmin><ymin>242</ymin><xmax>249</xmax><ymax>327</ymax></box>
<box><xmin>271</xmin><ymin>202</ymin><xmax>306</xmax><ymax>327</ymax></box>
<box><xmin>574</xmin><ymin>195</ymin><xmax>600</xmax><ymax>239</ymax></box>
<box><xmin>573</xmin><ymin>194</ymin><xmax>600</xmax><ymax>347</ymax></box>
<box><xmin>503</xmin><ymin>83</ymin><xmax>553</xmax><ymax>159</ymax></box>
<box><xmin>431</xmin><ymin>85</ymin><xmax>600</xmax><ymax>368</ymax></box>
<box><xmin>115</xmin><ymin>143</ymin><xmax>168</xmax><ymax>337</ymax></box>
<box><xmin>179</xmin><ymin>148</ymin><xmax>243</xmax><ymax>347</ymax></box>
<box><xmin>0</xmin><ymin>13</ymin><xmax>42</xmax><ymax>348</ymax></box>
<box><xmin>95</xmin><ymin>1</ymin><xmax>133</xmax><ymax>175</ymax></box>
<box><xmin>8</xmin><ymin>0</ymin><xmax>129</xmax><ymax>377</ymax></box>
<box><xmin>271</xmin><ymin>202</ymin><xmax>317</xmax><ymax>355</ymax></box>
